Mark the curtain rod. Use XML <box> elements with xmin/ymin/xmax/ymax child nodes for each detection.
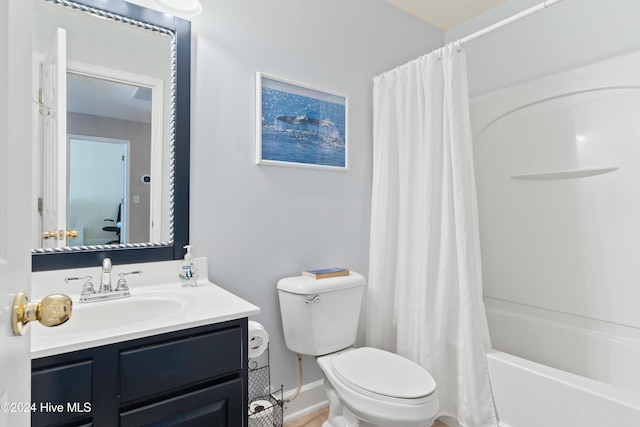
<box><xmin>458</xmin><ymin>0</ymin><xmax>564</xmax><ymax>45</ymax></box>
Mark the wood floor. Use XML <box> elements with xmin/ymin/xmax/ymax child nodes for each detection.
<box><xmin>283</xmin><ymin>407</ymin><xmax>448</xmax><ymax>427</ymax></box>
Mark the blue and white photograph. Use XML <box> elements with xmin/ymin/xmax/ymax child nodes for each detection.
<box><xmin>257</xmin><ymin>73</ymin><xmax>347</xmax><ymax>169</ymax></box>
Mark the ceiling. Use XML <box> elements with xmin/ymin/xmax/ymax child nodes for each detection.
<box><xmin>385</xmin><ymin>0</ymin><xmax>509</xmax><ymax>30</ymax></box>
<box><xmin>67</xmin><ymin>73</ymin><xmax>152</xmax><ymax>124</ymax></box>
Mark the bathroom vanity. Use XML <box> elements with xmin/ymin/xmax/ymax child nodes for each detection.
<box><xmin>30</xmin><ymin>258</ymin><xmax>260</xmax><ymax>427</ymax></box>
<box><xmin>32</xmin><ymin>319</ymin><xmax>245</xmax><ymax>426</ymax></box>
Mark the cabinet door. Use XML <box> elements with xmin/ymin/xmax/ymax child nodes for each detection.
<box><xmin>31</xmin><ymin>360</ymin><xmax>93</xmax><ymax>427</ymax></box>
<box><xmin>119</xmin><ymin>378</ymin><xmax>244</xmax><ymax>427</ymax></box>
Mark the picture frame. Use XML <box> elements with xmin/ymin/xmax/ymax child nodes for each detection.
<box><xmin>256</xmin><ymin>72</ymin><xmax>348</xmax><ymax>170</ymax></box>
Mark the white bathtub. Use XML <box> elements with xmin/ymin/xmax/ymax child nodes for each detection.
<box><xmin>487</xmin><ymin>351</ymin><xmax>640</xmax><ymax>427</ymax></box>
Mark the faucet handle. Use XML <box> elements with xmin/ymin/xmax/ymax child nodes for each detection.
<box><xmin>116</xmin><ymin>271</ymin><xmax>142</xmax><ymax>292</ymax></box>
<box><xmin>65</xmin><ymin>276</ymin><xmax>95</xmax><ymax>296</ymax></box>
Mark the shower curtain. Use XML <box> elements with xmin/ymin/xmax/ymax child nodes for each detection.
<box><xmin>366</xmin><ymin>43</ymin><xmax>498</xmax><ymax>427</ymax></box>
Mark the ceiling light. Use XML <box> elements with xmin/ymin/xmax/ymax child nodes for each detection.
<box><xmin>153</xmin><ymin>0</ymin><xmax>202</xmax><ymax>16</ymax></box>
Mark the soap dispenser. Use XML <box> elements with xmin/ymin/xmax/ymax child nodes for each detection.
<box><xmin>179</xmin><ymin>245</ymin><xmax>199</xmax><ymax>287</ymax></box>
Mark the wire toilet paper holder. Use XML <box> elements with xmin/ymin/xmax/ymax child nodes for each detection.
<box><xmin>248</xmin><ymin>344</ymin><xmax>283</xmax><ymax>427</ymax></box>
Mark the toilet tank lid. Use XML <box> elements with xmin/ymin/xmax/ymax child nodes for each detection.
<box><xmin>277</xmin><ymin>272</ymin><xmax>366</xmax><ymax>294</ymax></box>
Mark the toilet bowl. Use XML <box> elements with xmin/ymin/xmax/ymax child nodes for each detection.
<box><xmin>317</xmin><ymin>347</ymin><xmax>438</xmax><ymax>427</ymax></box>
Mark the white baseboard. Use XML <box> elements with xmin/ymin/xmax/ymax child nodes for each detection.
<box><xmin>282</xmin><ymin>379</ymin><xmax>328</xmax><ymax>423</ymax></box>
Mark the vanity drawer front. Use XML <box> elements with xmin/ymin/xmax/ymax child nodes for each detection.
<box><xmin>31</xmin><ymin>360</ymin><xmax>93</xmax><ymax>427</ymax></box>
<box><xmin>120</xmin><ymin>327</ymin><xmax>243</xmax><ymax>403</ymax></box>
<box><xmin>119</xmin><ymin>378</ymin><xmax>243</xmax><ymax>426</ymax></box>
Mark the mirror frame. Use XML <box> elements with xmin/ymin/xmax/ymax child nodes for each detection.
<box><xmin>32</xmin><ymin>0</ymin><xmax>190</xmax><ymax>271</ymax></box>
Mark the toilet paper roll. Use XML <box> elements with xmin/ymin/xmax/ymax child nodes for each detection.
<box><xmin>248</xmin><ymin>321</ymin><xmax>269</xmax><ymax>359</ymax></box>
<box><xmin>248</xmin><ymin>399</ymin><xmax>273</xmax><ymax>427</ymax></box>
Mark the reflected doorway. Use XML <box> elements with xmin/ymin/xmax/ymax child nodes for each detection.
<box><xmin>67</xmin><ymin>135</ymin><xmax>129</xmax><ymax>246</ymax></box>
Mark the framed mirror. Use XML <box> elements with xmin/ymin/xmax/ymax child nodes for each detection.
<box><xmin>31</xmin><ymin>0</ymin><xmax>190</xmax><ymax>271</ymax></box>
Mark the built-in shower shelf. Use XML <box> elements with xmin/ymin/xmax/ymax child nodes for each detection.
<box><xmin>510</xmin><ymin>166</ymin><xmax>618</xmax><ymax>181</ymax></box>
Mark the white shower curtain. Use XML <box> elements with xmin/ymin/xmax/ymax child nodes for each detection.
<box><xmin>367</xmin><ymin>43</ymin><xmax>498</xmax><ymax>427</ymax></box>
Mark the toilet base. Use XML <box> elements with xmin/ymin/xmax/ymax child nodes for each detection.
<box><xmin>321</xmin><ymin>381</ymin><xmax>434</xmax><ymax>427</ymax></box>
<box><xmin>322</xmin><ymin>383</ymin><xmax>359</xmax><ymax>427</ymax></box>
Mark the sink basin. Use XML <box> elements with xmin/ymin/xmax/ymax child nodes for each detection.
<box><xmin>31</xmin><ymin>290</ymin><xmax>192</xmax><ymax>338</ymax></box>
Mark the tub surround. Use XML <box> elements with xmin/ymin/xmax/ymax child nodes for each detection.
<box><xmin>471</xmin><ymin>48</ymin><xmax>640</xmax><ymax>393</ymax></box>
<box><xmin>31</xmin><ymin>257</ymin><xmax>260</xmax><ymax>358</ymax></box>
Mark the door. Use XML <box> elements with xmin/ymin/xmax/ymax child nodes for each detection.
<box><xmin>1</xmin><ymin>0</ymin><xmax>34</xmax><ymax>425</ymax></box>
<box><xmin>67</xmin><ymin>136</ymin><xmax>129</xmax><ymax>245</ymax></box>
<box><xmin>40</xmin><ymin>27</ymin><xmax>67</xmax><ymax>249</ymax></box>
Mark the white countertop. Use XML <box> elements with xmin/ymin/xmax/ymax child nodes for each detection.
<box><xmin>30</xmin><ymin>257</ymin><xmax>260</xmax><ymax>359</ymax></box>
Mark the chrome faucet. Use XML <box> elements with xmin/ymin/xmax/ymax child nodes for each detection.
<box><xmin>100</xmin><ymin>258</ymin><xmax>113</xmax><ymax>293</ymax></box>
<box><xmin>65</xmin><ymin>258</ymin><xmax>140</xmax><ymax>303</ymax></box>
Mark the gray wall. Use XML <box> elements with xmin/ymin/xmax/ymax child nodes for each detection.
<box><xmin>188</xmin><ymin>0</ymin><xmax>442</xmax><ymax>393</ymax></box>
<box><xmin>446</xmin><ymin>0</ymin><xmax>640</xmax><ymax>97</ymax></box>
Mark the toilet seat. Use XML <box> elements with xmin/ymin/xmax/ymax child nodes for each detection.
<box><xmin>331</xmin><ymin>347</ymin><xmax>436</xmax><ymax>405</ymax></box>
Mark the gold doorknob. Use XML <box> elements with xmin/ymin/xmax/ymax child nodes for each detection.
<box><xmin>41</xmin><ymin>229</ymin><xmax>78</xmax><ymax>240</ymax></box>
<box><xmin>11</xmin><ymin>292</ymin><xmax>73</xmax><ymax>336</ymax></box>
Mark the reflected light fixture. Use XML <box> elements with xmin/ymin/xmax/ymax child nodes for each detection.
<box><xmin>154</xmin><ymin>0</ymin><xmax>202</xmax><ymax>16</ymax></box>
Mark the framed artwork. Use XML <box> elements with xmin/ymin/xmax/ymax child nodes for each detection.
<box><xmin>256</xmin><ymin>72</ymin><xmax>347</xmax><ymax>170</ymax></box>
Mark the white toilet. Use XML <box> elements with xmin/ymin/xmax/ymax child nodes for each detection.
<box><xmin>277</xmin><ymin>272</ymin><xmax>439</xmax><ymax>427</ymax></box>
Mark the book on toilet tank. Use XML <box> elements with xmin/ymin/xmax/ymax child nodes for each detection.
<box><xmin>302</xmin><ymin>268</ymin><xmax>349</xmax><ymax>279</ymax></box>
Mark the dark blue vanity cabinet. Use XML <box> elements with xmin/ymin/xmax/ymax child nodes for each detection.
<box><xmin>31</xmin><ymin>318</ymin><xmax>248</xmax><ymax>427</ymax></box>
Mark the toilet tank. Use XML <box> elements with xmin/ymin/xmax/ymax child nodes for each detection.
<box><xmin>277</xmin><ymin>272</ymin><xmax>366</xmax><ymax>356</ymax></box>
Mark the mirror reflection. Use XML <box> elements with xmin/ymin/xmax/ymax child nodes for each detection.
<box><xmin>32</xmin><ymin>0</ymin><xmax>174</xmax><ymax>250</ymax></box>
